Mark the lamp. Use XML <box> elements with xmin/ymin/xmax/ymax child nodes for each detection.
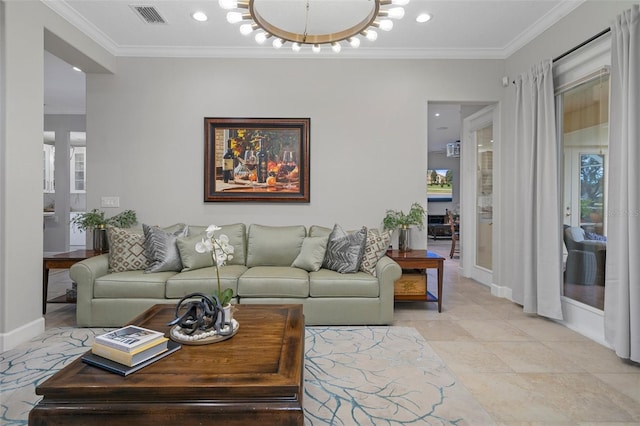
<box><xmin>219</xmin><ymin>0</ymin><xmax>409</xmax><ymax>52</ymax></box>
<box><xmin>446</xmin><ymin>141</ymin><xmax>461</xmax><ymax>158</ymax></box>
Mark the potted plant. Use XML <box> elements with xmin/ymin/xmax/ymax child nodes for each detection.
<box><xmin>382</xmin><ymin>202</ymin><xmax>426</xmax><ymax>251</ymax></box>
<box><xmin>195</xmin><ymin>225</ymin><xmax>236</xmax><ymax>326</ymax></box>
<box><xmin>71</xmin><ymin>209</ymin><xmax>137</xmax><ymax>252</ymax></box>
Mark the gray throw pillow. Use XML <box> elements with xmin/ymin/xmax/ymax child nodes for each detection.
<box><xmin>292</xmin><ymin>236</ymin><xmax>329</xmax><ymax>272</ymax></box>
<box><xmin>143</xmin><ymin>223</ymin><xmax>188</xmax><ymax>273</ymax></box>
<box><xmin>322</xmin><ymin>224</ymin><xmax>367</xmax><ymax>273</ymax></box>
<box><xmin>176</xmin><ymin>232</ymin><xmax>215</xmax><ymax>271</ymax></box>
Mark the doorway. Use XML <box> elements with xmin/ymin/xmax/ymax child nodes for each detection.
<box><xmin>461</xmin><ymin>104</ymin><xmax>498</xmax><ymax>286</ymax></box>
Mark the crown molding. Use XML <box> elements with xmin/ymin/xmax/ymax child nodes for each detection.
<box><xmin>42</xmin><ymin>0</ymin><xmax>119</xmax><ymax>55</ymax></box>
<box><xmin>43</xmin><ymin>0</ymin><xmax>583</xmax><ymax>61</ymax></box>
<box><xmin>502</xmin><ymin>0</ymin><xmax>586</xmax><ymax>58</ymax></box>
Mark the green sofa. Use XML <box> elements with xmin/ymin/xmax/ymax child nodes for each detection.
<box><xmin>69</xmin><ymin>223</ymin><xmax>402</xmax><ymax>327</ymax></box>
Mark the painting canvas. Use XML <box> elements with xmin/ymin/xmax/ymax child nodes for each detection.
<box><xmin>204</xmin><ymin>117</ymin><xmax>310</xmax><ymax>202</ymax></box>
<box><xmin>427</xmin><ymin>169</ymin><xmax>453</xmax><ymax>202</ymax></box>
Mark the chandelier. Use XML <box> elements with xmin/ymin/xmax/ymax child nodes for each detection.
<box><xmin>218</xmin><ymin>0</ymin><xmax>409</xmax><ymax>53</ymax></box>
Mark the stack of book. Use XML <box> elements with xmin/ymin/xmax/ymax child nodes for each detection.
<box><xmin>82</xmin><ymin>325</ymin><xmax>180</xmax><ymax>376</ymax></box>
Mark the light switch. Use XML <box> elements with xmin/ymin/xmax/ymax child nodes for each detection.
<box><xmin>101</xmin><ymin>196</ymin><xmax>120</xmax><ymax>208</ymax></box>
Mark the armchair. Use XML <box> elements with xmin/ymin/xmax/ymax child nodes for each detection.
<box><xmin>563</xmin><ymin>225</ymin><xmax>606</xmax><ymax>286</ymax></box>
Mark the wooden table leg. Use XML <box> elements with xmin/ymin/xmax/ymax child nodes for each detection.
<box><xmin>437</xmin><ymin>260</ymin><xmax>443</xmax><ymax>313</ymax></box>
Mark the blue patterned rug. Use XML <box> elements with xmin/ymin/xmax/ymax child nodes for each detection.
<box><xmin>1</xmin><ymin>326</ymin><xmax>493</xmax><ymax>425</ymax></box>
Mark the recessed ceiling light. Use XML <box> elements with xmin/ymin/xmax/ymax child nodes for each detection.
<box><xmin>72</xmin><ymin>66</ymin><xmax>82</xmax><ymax>72</ymax></box>
<box><xmin>192</xmin><ymin>11</ymin><xmax>208</xmax><ymax>22</ymax></box>
<box><xmin>416</xmin><ymin>13</ymin><xmax>432</xmax><ymax>23</ymax></box>
<box><xmin>434</xmin><ymin>113</ymin><xmax>440</xmax><ymax>117</ymax></box>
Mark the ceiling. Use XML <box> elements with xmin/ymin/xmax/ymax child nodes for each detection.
<box><xmin>43</xmin><ymin>0</ymin><xmax>583</xmax><ymax>152</ymax></box>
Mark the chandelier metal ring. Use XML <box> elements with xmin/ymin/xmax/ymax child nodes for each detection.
<box><xmin>249</xmin><ymin>0</ymin><xmax>380</xmax><ymax>45</ymax></box>
<box><xmin>219</xmin><ymin>0</ymin><xmax>409</xmax><ymax>52</ymax></box>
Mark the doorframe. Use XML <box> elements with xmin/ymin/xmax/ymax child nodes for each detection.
<box><xmin>460</xmin><ymin>104</ymin><xmax>499</xmax><ymax>286</ymax></box>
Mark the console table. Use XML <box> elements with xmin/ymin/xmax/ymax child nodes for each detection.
<box><xmin>43</xmin><ymin>249</ymin><xmax>103</xmax><ymax>314</ymax></box>
<box><xmin>387</xmin><ymin>249</ymin><xmax>445</xmax><ymax>312</ymax></box>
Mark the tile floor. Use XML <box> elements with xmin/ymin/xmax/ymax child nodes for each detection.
<box><xmin>44</xmin><ymin>240</ymin><xmax>640</xmax><ymax>425</ymax></box>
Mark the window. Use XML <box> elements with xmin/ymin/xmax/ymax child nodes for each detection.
<box><xmin>43</xmin><ymin>144</ymin><xmax>55</xmax><ymax>193</ymax></box>
<box><xmin>71</xmin><ymin>147</ymin><xmax>86</xmax><ymax>193</ymax></box>
<box><xmin>556</xmin><ymin>36</ymin><xmax>610</xmax><ymax>311</ymax></box>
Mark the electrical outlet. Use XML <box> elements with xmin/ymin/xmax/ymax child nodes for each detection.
<box><xmin>101</xmin><ymin>196</ymin><xmax>120</xmax><ymax>208</ymax></box>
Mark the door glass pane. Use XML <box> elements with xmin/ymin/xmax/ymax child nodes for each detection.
<box><xmin>476</xmin><ymin>124</ymin><xmax>493</xmax><ymax>270</ymax></box>
<box><xmin>561</xmin><ymin>74</ymin><xmax>608</xmax><ymax>310</ymax></box>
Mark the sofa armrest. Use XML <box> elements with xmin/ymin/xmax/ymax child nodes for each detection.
<box><xmin>376</xmin><ymin>256</ymin><xmax>402</xmax><ymax>300</ymax></box>
<box><xmin>69</xmin><ymin>254</ymin><xmax>110</xmax><ymax>325</ymax></box>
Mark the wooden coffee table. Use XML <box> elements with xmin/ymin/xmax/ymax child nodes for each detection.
<box><xmin>29</xmin><ymin>304</ymin><xmax>305</xmax><ymax>425</ymax></box>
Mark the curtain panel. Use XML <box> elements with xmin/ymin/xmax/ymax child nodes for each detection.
<box><xmin>513</xmin><ymin>60</ymin><xmax>564</xmax><ymax>320</ymax></box>
<box><xmin>604</xmin><ymin>4</ymin><xmax>640</xmax><ymax>363</ymax></box>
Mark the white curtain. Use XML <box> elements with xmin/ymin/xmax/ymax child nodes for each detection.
<box><xmin>513</xmin><ymin>60</ymin><xmax>564</xmax><ymax>320</ymax></box>
<box><xmin>605</xmin><ymin>5</ymin><xmax>640</xmax><ymax>363</ymax></box>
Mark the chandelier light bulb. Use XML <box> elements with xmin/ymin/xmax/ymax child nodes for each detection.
<box><xmin>364</xmin><ymin>29</ymin><xmax>378</xmax><ymax>41</ymax></box>
<box><xmin>391</xmin><ymin>0</ymin><xmax>410</xmax><ymax>5</ymax></box>
<box><xmin>273</xmin><ymin>38</ymin><xmax>284</xmax><ymax>48</ymax></box>
<box><xmin>255</xmin><ymin>31</ymin><xmax>268</xmax><ymax>44</ymax></box>
<box><xmin>312</xmin><ymin>44</ymin><xmax>321</xmax><ymax>53</ymax></box>
<box><xmin>218</xmin><ymin>0</ymin><xmax>238</xmax><ymax>9</ymax></box>
<box><xmin>386</xmin><ymin>7</ymin><xmax>405</xmax><ymax>19</ymax></box>
<box><xmin>331</xmin><ymin>42</ymin><xmax>342</xmax><ymax>53</ymax></box>
<box><xmin>292</xmin><ymin>42</ymin><xmax>301</xmax><ymax>52</ymax></box>
<box><xmin>226</xmin><ymin>11</ymin><xmax>244</xmax><ymax>24</ymax></box>
<box><xmin>348</xmin><ymin>37</ymin><xmax>360</xmax><ymax>48</ymax></box>
<box><xmin>239</xmin><ymin>23</ymin><xmax>254</xmax><ymax>35</ymax></box>
<box><xmin>377</xmin><ymin>19</ymin><xmax>393</xmax><ymax>31</ymax></box>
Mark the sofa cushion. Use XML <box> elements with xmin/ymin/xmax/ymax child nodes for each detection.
<box><xmin>309</xmin><ymin>269</ymin><xmax>379</xmax><ymax>298</ymax></box>
<box><xmin>308</xmin><ymin>225</ymin><xmax>332</xmax><ymax>238</ymax></box>
<box><xmin>143</xmin><ymin>223</ymin><xmax>188</xmax><ymax>273</ymax></box>
<box><xmin>94</xmin><ymin>270</ymin><xmax>174</xmax><ymax>299</ymax></box>
<box><xmin>106</xmin><ymin>226</ymin><xmax>150</xmax><ymax>272</ymax></box>
<box><xmin>246</xmin><ymin>224</ymin><xmax>306</xmax><ymax>267</ymax></box>
<box><xmin>176</xmin><ymin>233</ymin><xmax>215</xmax><ymax>271</ymax></box>
<box><xmin>188</xmin><ymin>223</ymin><xmax>246</xmax><ymax>266</ymax></box>
<box><xmin>322</xmin><ymin>224</ymin><xmax>367</xmax><ymax>273</ymax></box>
<box><xmin>238</xmin><ymin>266</ymin><xmax>309</xmax><ymax>298</ymax></box>
<box><xmin>291</xmin><ymin>236</ymin><xmax>329</xmax><ymax>272</ymax></box>
<box><xmin>360</xmin><ymin>228</ymin><xmax>392</xmax><ymax>276</ymax></box>
<box><xmin>165</xmin><ymin>265</ymin><xmax>246</xmax><ymax>299</ymax></box>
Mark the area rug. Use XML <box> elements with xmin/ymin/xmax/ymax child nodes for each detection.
<box><xmin>1</xmin><ymin>326</ymin><xmax>493</xmax><ymax>425</ymax></box>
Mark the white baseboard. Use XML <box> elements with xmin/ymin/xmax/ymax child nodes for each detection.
<box><xmin>490</xmin><ymin>283</ymin><xmax>609</xmax><ymax>348</ymax></box>
<box><xmin>0</xmin><ymin>317</ymin><xmax>45</xmax><ymax>352</ymax></box>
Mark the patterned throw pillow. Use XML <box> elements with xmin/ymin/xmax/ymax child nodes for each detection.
<box><xmin>322</xmin><ymin>224</ymin><xmax>367</xmax><ymax>274</ymax></box>
<box><xmin>107</xmin><ymin>226</ymin><xmax>150</xmax><ymax>272</ymax></box>
<box><xmin>360</xmin><ymin>228</ymin><xmax>392</xmax><ymax>276</ymax></box>
<box><xmin>143</xmin><ymin>224</ymin><xmax>188</xmax><ymax>273</ymax></box>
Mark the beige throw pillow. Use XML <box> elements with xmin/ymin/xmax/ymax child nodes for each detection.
<box><xmin>107</xmin><ymin>226</ymin><xmax>150</xmax><ymax>272</ymax></box>
<box><xmin>360</xmin><ymin>228</ymin><xmax>392</xmax><ymax>276</ymax></box>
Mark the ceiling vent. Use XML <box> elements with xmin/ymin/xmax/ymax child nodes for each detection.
<box><xmin>131</xmin><ymin>5</ymin><xmax>167</xmax><ymax>24</ymax></box>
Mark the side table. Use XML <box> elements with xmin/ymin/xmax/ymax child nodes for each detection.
<box><xmin>43</xmin><ymin>249</ymin><xmax>104</xmax><ymax>314</ymax></box>
<box><xmin>387</xmin><ymin>249</ymin><xmax>445</xmax><ymax>312</ymax></box>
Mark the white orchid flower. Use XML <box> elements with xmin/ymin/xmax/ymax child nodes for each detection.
<box><xmin>205</xmin><ymin>224</ymin><xmax>222</xmax><ymax>239</ymax></box>
<box><xmin>195</xmin><ymin>238</ymin><xmax>214</xmax><ymax>253</ymax></box>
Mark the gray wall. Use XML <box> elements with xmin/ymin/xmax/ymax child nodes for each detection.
<box><xmin>86</xmin><ymin>57</ymin><xmax>504</xmax><ymax>246</ymax></box>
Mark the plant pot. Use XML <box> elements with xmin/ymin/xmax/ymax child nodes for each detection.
<box><xmin>398</xmin><ymin>226</ymin><xmax>411</xmax><ymax>252</ymax></box>
<box><xmin>216</xmin><ymin>304</ymin><xmax>232</xmax><ymax>328</ymax></box>
<box><xmin>92</xmin><ymin>227</ymin><xmax>109</xmax><ymax>253</ymax></box>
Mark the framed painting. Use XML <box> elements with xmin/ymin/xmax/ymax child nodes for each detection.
<box><xmin>204</xmin><ymin>117</ymin><xmax>310</xmax><ymax>203</ymax></box>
